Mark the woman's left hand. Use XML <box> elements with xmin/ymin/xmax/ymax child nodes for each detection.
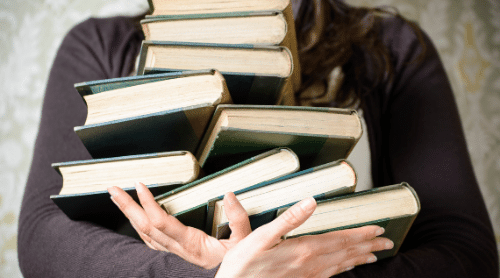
<box><xmin>107</xmin><ymin>182</ymin><xmax>252</xmax><ymax>269</ymax></box>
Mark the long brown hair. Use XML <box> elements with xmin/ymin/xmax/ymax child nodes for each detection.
<box><xmin>294</xmin><ymin>0</ymin><xmax>424</xmax><ymax>108</ymax></box>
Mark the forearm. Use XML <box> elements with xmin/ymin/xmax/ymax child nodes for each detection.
<box><xmin>18</xmin><ymin>16</ymin><xmax>218</xmax><ymax>277</ymax></box>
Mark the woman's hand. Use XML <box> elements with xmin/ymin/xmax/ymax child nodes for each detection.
<box><xmin>215</xmin><ymin>197</ymin><xmax>394</xmax><ymax>278</ymax></box>
<box><xmin>107</xmin><ymin>182</ymin><xmax>251</xmax><ymax>269</ymax></box>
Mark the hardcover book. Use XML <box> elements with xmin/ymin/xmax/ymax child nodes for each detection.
<box><xmin>195</xmin><ymin>105</ymin><xmax>363</xmax><ymax>172</ymax></box>
<box><xmin>141</xmin><ymin>11</ymin><xmax>300</xmax><ymax>93</ymax></box>
<box><xmin>211</xmin><ymin>160</ymin><xmax>357</xmax><ymax>239</ymax></box>
<box><xmin>51</xmin><ymin>151</ymin><xmax>199</xmax><ymax>222</ymax></box>
<box><xmin>147</xmin><ymin>0</ymin><xmax>292</xmax><ymax>17</ymax></box>
<box><xmin>136</xmin><ymin>41</ymin><xmax>293</xmax><ymax>104</ymax></box>
<box><xmin>280</xmin><ymin>183</ymin><xmax>420</xmax><ymax>260</ymax></box>
<box><xmin>155</xmin><ymin>148</ymin><xmax>300</xmax><ymax>231</ymax></box>
<box><xmin>74</xmin><ymin>70</ymin><xmax>231</xmax><ymax>158</ymax></box>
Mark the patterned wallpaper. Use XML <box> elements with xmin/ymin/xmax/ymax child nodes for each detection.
<box><xmin>0</xmin><ymin>0</ymin><xmax>498</xmax><ymax>276</ymax></box>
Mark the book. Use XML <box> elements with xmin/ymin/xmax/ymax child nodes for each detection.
<box><xmin>147</xmin><ymin>0</ymin><xmax>291</xmax><ymax>17</ymax></box>
<box><xmin>136</xmin><ymin>41</ymin><xmax>293</xmax><ymax>105</ymax></box>
<box><xmin>211</xmin><ymin>160</ymin><xmax>357</xmax><ymax>239</ymax></box>
<box><xmin>195</xmin><ymin>105</ymin><xmax>363</xmax><ymax>172</ymax></box>
<box><xmin>141</xmin><ymin>11</ymin><xmax>301</xmax><ymax>93</ymax></box>
<box><xmin>73</xmin><ymin>70</ymin><xmax>231</xmax><ymax>158</ymax></box>
<box><xmin>50</xmin><ymin>151</ymin><xmax>199</xmax><ymax>222</ymax></box>
<box><xmin>280</xmin><ymin>183</ymin><xmax>420</xmax><ymax>260</ymax></box>
<box><xmin>155</xmin><ymin>148</ymin><xmax>300</xmax><ymax>231</ymax></box>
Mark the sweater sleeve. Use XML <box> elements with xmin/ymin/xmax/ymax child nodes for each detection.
<box><xmin>17</xmin><ymin>16</ymin><xmax>218</xmax><ymax>278</ymax></box>
<box><xmin>340</xmin><ymin>17</ymin><xmax>498</xmax><ymax>278</ymax></box>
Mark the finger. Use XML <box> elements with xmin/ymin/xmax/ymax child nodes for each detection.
<box><xmin>249</xmin><ymin>197</ymin><xmax>317</xmax><ymax>250</ymax></box>
<box><xmin>108</xmin><ymin>186</ymin><xmax>178</xmax><ymax>249</ymax></box>
<box><xmin>290</xmin><ymin>225</ymin><xmax>385</xmax><ymax>256</ymax></box>
<box><xmin>135</xmin><ymin>182</ymin><xmax>189</xmax><ymax>242</ymax></box>
<box><xmin>224</xmin><ymin>192</ymin><xmax>251</xmax><ymax>241</ymax></box>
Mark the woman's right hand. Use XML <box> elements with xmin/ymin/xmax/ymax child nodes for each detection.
<box><xmin>216</xmin><ymin>197</ymin><xmax>394</xmax><ymax>278</ymax></box>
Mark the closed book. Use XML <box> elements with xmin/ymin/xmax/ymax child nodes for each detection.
<box><xmin>196</xmin><ymin>105</ymin><xmax>363</xmax><ymax>172</ymax></box>
<box><xmin>136</xmin><ymin>41</ymin><xmax>293</xmax><ymax>104</ymax></box>
<box><xmin>211</xmin><ymin>160</ymin><xmax>357</xmax><ymax>239</ymax></box>
<box><xmin>141</xmin><ymin>10</ymin><xmax>300</xmax><ymax>93</ymax></box>
<box><xmin>50</xmin><ymin>151</ymin><xmax>199</xmax><ymax>222</ymax></box>
<box><xmin>147</xmin><ymin>0</ymin><xmax>291</xmax><ymax>17</ymax></box>
<box><xmin>280</xmin><ymin>183</ymin><xmax>420</xmax><ymax>260</ymax></box>
<box><xmin>155</xmin><ymin>148</ymin><xmax>300</xmax><ymax>232</ymax></box>
<box><xmin>74</xmin><ymin>70</ymin><xmax>231</xmax><ymax>158</ymax></box>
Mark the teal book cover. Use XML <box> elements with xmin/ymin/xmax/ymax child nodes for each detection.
<box><xmin>196</xmin><ymin>105</ymin><xmax>362</xmax><ymax>171</ymax></box>
<box><xmin>75</xmin><ymin>104</ymin><xmax>211</xmax><ymax>159</ymax></box>
<box><xmin>280</xmin><ymin>183</ymin><xmax>420</xmax><ymax>261</ymax></box>
<box><xmin>208</xmin><ymin>160</ymin><xmax>357</xmax><ymax>238</ymax></box>
<box><xmin>137</xmin><ymin>41</ymin><xmax>292</xmax><ymax>105</ymax></box>
<box><xmin>73</xmin><ymin>70</ymin><xmax>214</xmax><ymax>98</ymax></box>
<box><xmin>155</xmin><ymin>148</ymin><xmax>300</xmax><ymax>233</ymax></box>
<box><xmin>50</xmin><ymin>151</ymin><xmax>197</xmax><ymax>224</ymax></box>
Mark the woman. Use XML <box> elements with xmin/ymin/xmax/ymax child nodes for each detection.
<box><xmin>18</xmin><ymin>0</ymin><xmax>498</xmax><ymax>277</ymax></box>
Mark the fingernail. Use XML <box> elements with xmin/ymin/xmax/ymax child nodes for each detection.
<box><xmin>135</xmin><ymin>182</ymin><xmax>144</xmax><ymax>192</ymax></box>
<box><xmin>225</xmin><ymin>192</ymin><xmax>235</xmax><ymax>206</ymax></box>
<box><xmin>299</xmin><ymin>197</ymin><xmax>316</xmax><ymax>213</ymax></box>
<box><xmin>110</xmin><ymin>196</ymin><xmax>120</xmax><ymax>208</ymax></box>
<box><xmin>107</xmin><ymin>186</ymin><xmax>118</xmax><ymax>197</ymax></box>
<box><xmin>367</xmin><ymin>255</ymin><xmax>377</xmax><ymax>263</ymax></box>
<box><xmin>385</xmin><ymin>240</ymin><xmax>394</xmax><ymax>250</ymax></box>
<box><xmin>344</xmin><ymin>266</ymin><xmax>354</xmax><ymax>272</ymax></box>
<box><xmin>375</xmin><ymin>227</ymin><xmax>385</xmax><ymax>236</ymax></box>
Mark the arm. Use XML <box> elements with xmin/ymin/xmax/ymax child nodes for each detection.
<box><xmin>17</xmin><ymin>16</ymin><xmax>218</xmax><ymax>277</ymax></box>
<box><xmin>341</xmin><ymin>17</ymin><xmax>498</xmax><ymax>277</ymax></box>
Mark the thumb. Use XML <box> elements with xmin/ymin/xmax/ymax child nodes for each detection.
<box><xmin>224</xmin><ymin>192</ymin><xmax>252</xmax><ymax>241</ymax></box>
<box><xmin>250</xmin><ymin>197</ymin><xmax>317</xmax><ymax>250</ymax></box>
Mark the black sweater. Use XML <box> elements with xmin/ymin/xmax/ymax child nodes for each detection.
<box><xmin>18</xmin><ymin>16</ymin><xmax>498</xmax><ymax>277</ymax></box>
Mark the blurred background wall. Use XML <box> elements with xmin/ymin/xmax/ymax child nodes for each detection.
<box><xmin>0</xmin><ymin>0</ymin><xmax>498</xmax><ymax>276</ymax></box>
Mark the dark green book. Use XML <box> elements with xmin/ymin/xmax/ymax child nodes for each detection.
<box><xmin>279</xmin><ymin>183</ymin><xmax>420</xmax><ymax>261</ymax></box>
<box><xmin>155</xmin><ymin>148</ymin><xmax>300</xmax><ymax>232</ymax></box>
<box><xmin>195</xmin><ymin>105</ymin><xmax>363</xmax><ymax>173</ymax></box>
<box><xmin>74</xmin><ymin>70</ymin><xmax>231</xmax><ymax>158</ymax></box>
<box><xmin>146</xmin><ymin>0</ymin><xmax>292</xmax><ymax>17</ymax></box>
<box><xmin>50</xmin><ymin>151</ymin><xmax>199</xmax><ymax>223</ymax></box>
<box><xmin>136</xmin><ymin>41</ymin><xmax>293</xmax><ymax>104</ymax></box>
<box><xmin>140</xmin><ymin>11</ymin><xmax>300</xmax><ymax>93</ymax></box>
<box><xmin>210</xmin><ymin>160</ymin><xmax>357</xmax><ymax>239</ymax></box>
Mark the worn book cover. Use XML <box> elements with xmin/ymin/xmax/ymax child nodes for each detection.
<box><xmin>137</xmin><ymin>41</ymin><xmax>293</xmax><ymax>104</ymax></box>
<box><xmin>196</xmin><ymin>105</ymin><xmax>362</xmax><ymax>172</ymax></box>
<box><xmin>74</xmin><ymin>70</ymin><xmax>230</xmax><ymax>158</ymax></box>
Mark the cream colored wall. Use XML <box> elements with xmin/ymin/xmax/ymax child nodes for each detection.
<box><xmin>0</xmin><ymin>0</ymin><xmax>498</xmax><ymax>276</ymax></box>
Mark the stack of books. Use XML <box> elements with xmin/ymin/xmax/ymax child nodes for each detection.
<box><xmin>50</xmin><ymin>0</ymin><xmax>420</xmax><ymax>261</ymax></box>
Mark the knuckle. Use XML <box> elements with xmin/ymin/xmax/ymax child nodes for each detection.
<box><xmin>134</xmin><ymin>219</ymin><xmax>153</xmax><ymax>235</ymax></box>
<box><xmin>282</xmin><ymin>208</ymin><xmax>304</xmax><ymax>226</ymax></box>
<box><xmin>337</xmin><ymin>236</ymin><xmax>351</xmax><ymax>249</ymax></box>
<box><xmin>150</xmin><ymin>216</ymin><xmax>167</xmax><ymax>231</ymax></box>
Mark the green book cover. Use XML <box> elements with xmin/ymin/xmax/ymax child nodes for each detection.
<box><xmin>50</xmin><ymin>151</ymin><xmax>198</xmax><ymax>223</ymax></box>
<box><xmin>136</xmin><ymin>41</ymin><xmax>292</xmax><ymax>104</ymax></box>
<box><xmin>74</xmin><ymin>70</ymin><xmax>213</xmax><ymax>98</ymax></box>
<box><xmin>197</xmin><ymin>105</ymin><xmax>362</xmax><ymax>172</ymax></box>
<box><xmin>75</xmin><ymin>104</ymin><xmax>214</xmax><ymax>159</ymax></box>
<box><xmin>74</xmin><ymin>69</ymin><xmax>229</xmax><ymax>158</ymax></box>
<box><xmin>155</xmin><ymin>148</ymin><xmax>300</xmax><ymax>233</ymax></box>
<box><xmin>280</xmin><ymin>183</ymin><xmax>421</xmax><ymax>261</ymax></box>
<box><xmin>209</xmin><ymin>160</ymin><xmax>357</xmax><ymax>239</ymax></box>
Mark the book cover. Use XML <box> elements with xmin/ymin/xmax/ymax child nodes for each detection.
<box><xmin>155</xmin><ymin>148</ymin><xmax>300</xmax><ymax>232</ymax></box>
<box><xmin>281</xmin><ymin>183</ymin><xmax>420</xmax><ymax>260</ymax></box>
<box><xmin>51</xmin><ymin>151</ymin><xmax>199</xmax><ymax>223</ymax></box>
<box><xmin>209</xmin><ymin>160</ymin><xmax>357</xmax><ymax>238</ymax></box>
<box><xmin>137</xmin><ymin>41</ymin><xmax>293</xmax><ymax>104</ymax></box>
<box><xmin>74</xmin><ymin>70</ymin><xmax>230</xmax><ymax>158</ymax></box>
<box><xmin>196</xmin><ymin>105</ymin><xmax>362</xmax><ymax>172</ymax></box>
